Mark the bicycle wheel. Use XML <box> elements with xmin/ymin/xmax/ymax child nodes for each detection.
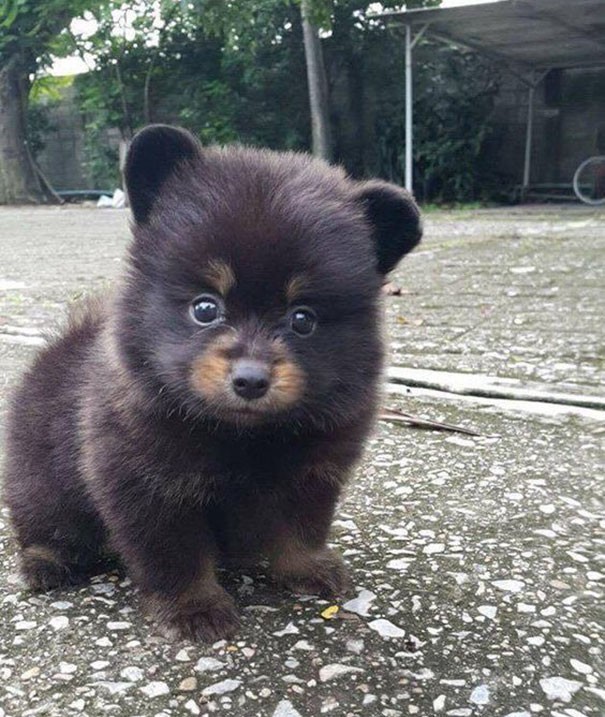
<box><xmin>573</xmin><ymin>156</ymin><xmax>605</xmax><ymax>206</ymax></box>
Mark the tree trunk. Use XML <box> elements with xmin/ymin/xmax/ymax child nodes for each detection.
<box><xmin>300</xmin><ymin>0</ymin><xmax>332</xmax><ymax>161</ymax></box>
<box><xmin>0</xmin><ymin>52</ymin><xmax>48</xmax><ymax>205</ymax></box>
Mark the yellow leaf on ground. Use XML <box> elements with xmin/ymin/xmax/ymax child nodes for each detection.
<box><xmin>321</xmin><ymin>605</ymin><xmax>339</xmax><ymax>620</ymax></box>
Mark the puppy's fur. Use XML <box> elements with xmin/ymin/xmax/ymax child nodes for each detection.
<box><xmin>3</xmin><ymin>125</ymin><xmax>421</xmax><ymax>641</ymax></box>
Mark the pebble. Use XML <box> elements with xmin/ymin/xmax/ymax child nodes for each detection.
<box><xmin>433</xmin><ymin>694</ymin><xmax>446</xmax><ymax>711</ymax></box>
<box><xmin>106</xmin><ymin>621</ymin><xmax>131</xmax><ymax>630</ymax></box>
<box><xmin>586</xmin><ymin>687</ymin><xmax>605</xmax><ymax>701</ymax></box>
<box><xmin>469</xmin><ymin>685</ymin><xmax>490</xmax><ymax>705</ymax></box>
<box><xmin>202</xmin><ymin>678</ymin><xmax>242</xmax><ymax>696</ymax></box>
<box><xmin>273</xmin><ymin>622</ymin><xmax>299</xmax><ymax>637</ymax></box>
<box><xmin>570</xmin><ymin>659</ymin><xmax>592</xmax><ymax>674</ymax></box>
<box><xmin>478</xmin><ymin>605</ymin><xmax>497</xmax><ymax>620</ymax></box>
<box><xmin>49</xmin><ymin>616</ymin><xmax>69</xmax><ymax>630</ymax></box>
<box><xmin>387</xmin><ymin>558</ymin><xmax>412</xmax><ymax>570</ymax></box>
<box><xmin>94</xmin><ymin>681</ymin><xmax>133</xmax><ymax>695</ymax></box>
<box><xmin>346</xmin><ymin>639</ymin><xmax>364</xmax><ymax>654</ymax></box>
<box><xmin>319</xmin><ymin>664</ymin><xmax>363</xmax><ymax>682</ymax></box>
<box><xmin>492</xmin><ymin>579</ymin><xmax>525</xmax><ymax>593</ymax></box>
<box><xmin>342</xmin><ymin>589</ymin><xmax>377</xmax><ymax>616</ymax></box>
<box><xmin>185</xmin><ymin>700</ymin><xmax>201</xmax><ymax>715</ymax></box>
<box><xmin>273</xmin><ymin>700</ymin><xmax>303</xmax><ymax>717</ymax></box>
<box><xmin>21</xmin><ymin>667</ymin><xmax>40</xmax><ymax>680</ymax></box>
<box><xmin>120</xmin><ymin>666</ymin><xmax>144</xmax><ymax>682</ymax></box>
<box><xmin>528</xmin><ymin>636</ymin><xmax>545</xmax><ymax>646</ymax></box>
<box><xmin>195</xmin><ymin>657</ymin><xmax>225</xmax><ymax>673</ymax></box>
<box><xmin>179</xmin><ymin>677</ymin><xmax>198</xmax><ymax>692</ymax></box>
<box><xmin>368</xmin><ymin>618</ymin><xmax>406</xmax><ymax>638</ymax></box>
<box><xmin>539</xmin><ymin>676</ymin><xmax>583</xmax><ymax>702</ymax></box>
<box><xmin>59</xmin><ymin>662</ymin><xmax>77</xmax><ymax>674</ymax></box>
<box><xmin>175</xmin><ymin>649</ymin><xmax>191</xmax><ymax>662</ymax></box>
<box><xmin>140</xmin><ymin>681</ymin><xmax>170</xmax><ymax>698</ymax></box>
<box><xmin>15</xmin><ymin>621</ymin><xmax>36</xmax><ymax>631</ymax></box>
<box><xmin>293</xmin><ymin>640</ymin><xmax>314</xmax><ymax>651</ymax></box>
<box><xmin>424</xmin><ymin>543</ymin><xmax>446</xmax><ymax>554</ymax></box>
<box><xmin>91</xmin><ymin>660</ymin><xmax>110</xmax><ymax>670</ymax></box>
<box><xmin>445</xmin><ymin>436</ymin><xmax>476</xmax><ymax>448</ymax></box>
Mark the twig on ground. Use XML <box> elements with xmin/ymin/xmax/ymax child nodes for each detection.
<box><xmin>380</xmin><ymin>406</ymin><xmax>482</xmax><ymax>437</ymax></box>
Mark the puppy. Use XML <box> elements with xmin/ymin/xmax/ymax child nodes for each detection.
<box><xmin>3</xmin><ymin>125</ymin><xmax>421</xmax><ymax>641</ymax></box>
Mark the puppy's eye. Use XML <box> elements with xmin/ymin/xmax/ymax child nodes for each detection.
<box><xmin>191</xmin><ymin>295</ymin><xmax>222</xmax><ymax>325</ymax></box>
<box><xmin>290</xmin><ymin>307</ymin><xmax>317</xmax><ymax>336</ymax></box>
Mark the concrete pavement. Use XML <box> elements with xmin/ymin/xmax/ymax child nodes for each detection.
<box><xmin>0</xmin><ymin>205</ymin><xmax>603</xmax><ymax>717</ymax></box>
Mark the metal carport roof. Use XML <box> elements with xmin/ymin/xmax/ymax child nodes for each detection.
<box><xmin>378</xmin><ymin>0</ymin><xmax>605</xmax><ymax>196</ymax></box>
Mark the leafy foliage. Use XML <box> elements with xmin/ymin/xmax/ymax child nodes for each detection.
<box><xmin>414</xmin><ymin>43</ymin><xmax>502</xmax><ymax>201</ymax></box>
<box><xmin>27</xmin><ymin>76</ymin><xmax>72</xmax><ymax>158</ymax></box>
<box><xmin>0</xmin><ymin>0</ymin><xmax>94</xmax><ymax>67</ymax></box>
<box><xmin>26</xmin><ymin>0</ymin><xmax>500</xmax><ymax>202</ymax></box>
<box><xmin>74</xmin><ymin>0</ymin><xmax>312</xmax><ymax>183</ymax></box>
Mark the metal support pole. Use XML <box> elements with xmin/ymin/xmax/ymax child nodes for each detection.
<box><xmin>523</xmin><ymin>84</ymin><xmax>535</xmax><ymax>191</ymax></box>
<box><xmin>405</xmin><ymin>24</ymin><xmax>413</xmax><ymax>193</ymax></box>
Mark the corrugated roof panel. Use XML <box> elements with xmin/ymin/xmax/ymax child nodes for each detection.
<box><xmin>380</xmin><ymin>0</ymin><xmax>605</xmax><ymax>70</ymax></box>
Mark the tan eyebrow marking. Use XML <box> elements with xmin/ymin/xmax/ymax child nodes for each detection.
<box><xmin>203</xmin><ymin>260</ymin><xmax>236</xmax><ymax>296</ymax></box>
<box><xmin>285</xmin><ymin>274</ymin><xmax>308</xmax><ymax>304</ymax></box>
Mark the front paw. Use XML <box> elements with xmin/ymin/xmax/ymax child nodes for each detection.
<box><xmin>280</xmin><ymin>548</ymin><xmax>353</xmax><ymax>598</ymax></box>
<box><xmin>151</xmin><ymin>590</ymin><xmax>240</xmax><ymax>642</ymax></box>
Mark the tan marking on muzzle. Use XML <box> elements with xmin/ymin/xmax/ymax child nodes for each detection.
<box><xmin>191</xmin><ymin>334</ymin><xmax>305</xmax><ymax>411</ymax></box>
<box><xmin>190</xmin><ymin>334</ymin><xmax>237</xmax><ymax>399</ymax></box>
<box><xmin>270</xmin><ymin>342</ymin><xmax>305</xmax><ymax>408</ymax></box>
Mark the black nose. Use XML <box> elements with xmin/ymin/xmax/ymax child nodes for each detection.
<box><xmin>231</xmin><ymin>360</ymin><xmax>270</xmax><ymax>400</ymax></box>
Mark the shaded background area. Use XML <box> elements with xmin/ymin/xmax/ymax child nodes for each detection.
<box><xmin>26</xmin><ymin>2</ymin><xmax>605</xmax><ymax>204</ymax></box>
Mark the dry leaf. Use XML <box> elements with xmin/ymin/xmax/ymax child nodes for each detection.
<box><xmin>321</xmin><ymin>605</ymin><xmax>340</xmax><ymax>620</ymax></box>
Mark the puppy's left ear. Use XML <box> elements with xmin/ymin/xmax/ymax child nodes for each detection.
<box><xmin>124</xmin><ymin>124</ymin><xmax>201</xmax><ymax>224</ymax></box>
<box><xmin>354</xmin><ymin>181</ymin><xmax>422</xmax><ymax>275</ymax></box>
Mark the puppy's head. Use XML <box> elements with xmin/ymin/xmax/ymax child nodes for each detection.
<box><xmin>119</xmin><ymin>125</ymin><xmax>421</xmax><ymax>429</ymax></box>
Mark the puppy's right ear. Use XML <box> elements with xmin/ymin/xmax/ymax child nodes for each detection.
<box><xmin>124</xmin><ymin>124</ymin><xmax>201</xmax><ymax>224</ymax></box>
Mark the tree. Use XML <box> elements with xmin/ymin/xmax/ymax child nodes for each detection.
<box><xmin>0</xmin><ymin>0</ymin><xmax>97</xmax><ymax>204</ymax></box>
<box><xmin>300</xmin><ymin>0</ymin><xmax>331</xmax><ymax>159</ymax></box>
<box><xmin>298</xmin><ymin>0</ymin><xmax>439</xmax><ymax>161</ymax></box>
<box><xmin>66</xmin><ymin>0</ymin><xmax>498</xmax><ymax>202</ymax></box>
<box><xmin>74</xmin><ymin>0</ymin><xmax>312</xmax><ymax>187</ymax></box>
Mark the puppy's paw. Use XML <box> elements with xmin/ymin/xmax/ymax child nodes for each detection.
<box><xmin>281</xmin><ymin>548</ymin><xmax>353</xmax><ymax>598</ymax></box>
<box><xmin>21</xmin><ymin>545</ymin><xmax>73</xmax><ymax>591</ymax></box>
<box><xmin>152</xmin><ymin>590</ymin><xmax>240</xmax><ymax>643</ymax></box>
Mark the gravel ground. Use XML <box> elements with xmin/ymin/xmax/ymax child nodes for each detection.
<box><xmin>0</xmin><ymin>204</ymin><xmax>603</xmax><ymax>717</ymax></box>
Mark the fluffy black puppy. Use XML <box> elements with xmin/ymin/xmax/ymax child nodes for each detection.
<box><xmin>3</xmin><ymin>125</ymin><xmax>421</xmax><ymax>641</ymax></box>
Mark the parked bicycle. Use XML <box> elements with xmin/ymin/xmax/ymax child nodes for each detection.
<box><xmin>573</xmin><ymin>155</ymin><xmax>605</xmax><ymax>205</ymax></box>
